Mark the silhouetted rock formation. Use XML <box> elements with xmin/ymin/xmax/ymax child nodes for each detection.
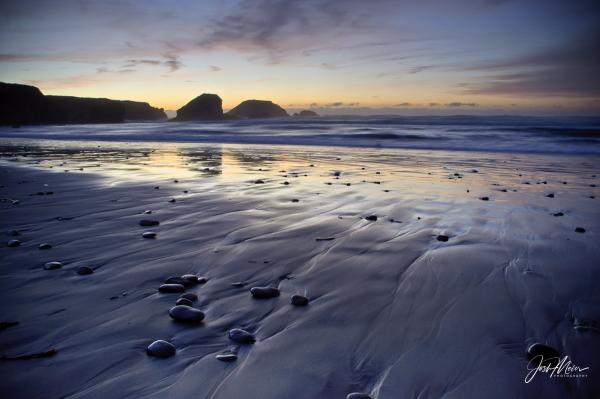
<box><xmin>0</xmin><ymin>82</ymin><xmax>59</xmax><ymax>125</ymax></box>
<box><xmin>0</xmin><ymin>82</ymin><xmax>166</xmax><ymax>125</ymax></box>
<box><xmin>172</xmin><ymin>94</ymin><xmax>223</xmax><ymax>121</ymax></box>
<box><xmin>226</xmin><ymin>100</ymin><xmax>289</xmax><ymax>119</ymax></box>
<box><xmin>293</xmin><ymin>110</ymin><xmax>319</xmax><ymax>117</ymax></box>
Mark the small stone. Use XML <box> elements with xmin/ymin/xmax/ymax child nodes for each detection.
<box><xmin>76</xmin><ymin>266</ymin><xmax>94</xmax><ymax>275</ymax></box>
<box><xmin>180</xmin><ymin>293</ymin><xmax>198</xmax><ymax>302</ymax></box>
<box><xmin>216</xmin><ymin>353</ymin><xmax>238</xmax><ymax>362</ymax></box>
<box><xmin>147</xmin><ymin>340</ymin><xmax>176</xmax><ymax>358</ymax></box>
<box><xmin>139</xmin><ymin>219</ymin><xmax>159</xmax><ymax>226</ymax></box>
<box><xmin>165</xmin><ymin>276</ymin><xmax>189</xmax><ymax>286</ymax></box>
<box><xmin>527</xmin><ymin>343</ymin><xmax>560</xmax><ymax>366</ymax></box>
<box><xmin>291</xmin><ymin>294</ymin><xmax>309</xmax><ymax>306</ymax></box>
<box><xmin>38</xmin><ymin>243</ymin><xmax>52</xmax><ymax>250</ymax></box>
<box><xmin>250</xmin><ymin>286</ymin><xmax>280</xmax><ymax>299</ymax></box>
<box><xmin>158</xmin><ymin>284</ymin><xmax>185</xmax><ymax>293</ymax></box>
<box><xmin>175</xmin><ymin>298</ymin><xmax>193</xmax><ymax>306</ymax></box>
<box><xmin>480</xmin><ymin>196</ymin><xmax>489</xmax><ymax>201</ymax></box>
<box><xmin>291</xmin><ymin>199</ymin><xmax>299</xmax><ymax>203</ymax></box>
<box><xmin>169</xmin><ymin>198</ymin><xmax>176</xmax><ymax>203</ymax></box>
<box><xmin>7</xmin><ymin>239</ymin><xmax>21</xmax><ymax>247</ymax></box>
<box><xmin>182</xmin><ymin>274</ymin><xmax>202</xmax><ymax>285</ymax></box>
<box><xmin>168</xmin><ymin>305</ymin><xmax>205</xmax><ymax>323</ymax></box>
<box><xmin>553</xmin><ymin>212</ymin><xmax>564</xmax><ymax>217</ymax></box>
<box><xmin>44</xmin><ymin>261</ymin><xmax>63</xmax><ymax>270</ymax></box>
<box><xmin>546</xmin><ymin>193</ymin><xmax>554</xmax><ymax>198</ymax></box>
<box><xmin>142</xmin><ymin>231</ymin><xmax>157</xmax><ymax>239</ymax></box>
<box><xmin>365</xmin><ymin>215</ymin><xmax>377</xmax><ymax>221</ymax></box>
<box><xmin>347</xmin><ymin>393</ymin><xmax>372</xmax><ymax>399</ymax></box>
<box><xmin>231</xmin><ymin>281</ymin><xmax>247</xmax><ymax>287</ymax></box>
<box><xmin>143</xmin><ymin>210</ymin><xmax>152</xmax><ymax>214</ymax></box>
<box><xmin>228</xmin><ymin>328</ymin><xmax>255</xmax><ymax>344</ymax></box>
<box><xmin>436</xmin><ymin>235</ymin><xmax>449</xmax><ymax>242</ymax></box>
<box><xmin>575</xmin><ymin>227</ymin><xmax>586</xmax><ymax>233</ymax></box>
<box><xmin>283</xmin><ymin>181</ymin><xmax>290</xmax><ymax>185</ymax></box>
<box><xmin>255</xmin><ymin>179</ymin><xmax>265</xmax><ymax>184</ymax></box>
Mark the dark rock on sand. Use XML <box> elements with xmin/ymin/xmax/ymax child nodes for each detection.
<box><xmin>436</xmin><ymin>235</ymin><xmax>449</xmax><ymax>242</ymax></box>
<box><xmin>250</xmin><ymin>286</ymin><xmax>280</xmax><ymax>299</ymax></box>
<box><xmin>142</xmin><ymin>231</ymin><xmax>157</xmax><ymax>239</ymax></box>
<box><xmin>527</xmin><ymin>343</ymin><xmax>560</xmax><ymax>366</ymax></box>
<box><xmin>365</xmin><ymin>215</ymin><xmax>378</xmax><ymax>221</ymax></box>
<box><xmin>168</xmin><ymin>305</ymin><xmax>205</xmax><ymax>323</ymax></box>
<box><xmin>546</xmin><ymin>193</ymin><xmax>555</xmax><ymax>198</ymax></box>
<box><xmin>7</xmin><ymin>239</ymin><xmax>21</xmax><ymax>247</ymax></box>
<box><xmin>216</xmin><ymin>352</ymin><xmax>238</xmax><ymax>362</ymax></box>
<box><xmin>255</xmin><ymin>179</ymin><xmax>265</xmax><ymax>184</ymax></box>
<box><xmin>139</xmin><ymin>219</ymin><xmax>159</xmax><ymax>227</ymax></box>
<box><xmin>575</xmin><ymin>227</ymin><xmax>586</xmax><ymax>233</ymax></box>
<box><xmin>553</xmin><ymin>212</ymin><xmax>564</xmax><ymax>217</ymax></box>
<box><xmin>228</xmin><ymin>328</ymin><xmax>256</xmax><ymax>344</ymax></box>
<box><xmin>180</xmin><ymin>293</ymin><xmax>198</xmax><ymax>302</ymax></box>
<box><xmin>480</xmin><ymin>196</ymin><xmax>489</xmax><ymax>201</ymax></box>
<box><xmin>38</xmin><ymin>243</ymin><xmax>52</xmax><ymax>250</ymax></box>
<box><xmin>43</xmin><ymin>261</ymin><xmax>63</xmax><ymax>270</ymax></box>
<box><xmin>76</xmin><ymin>266</ymin><xmax>94</xmax><ymax>275</ymax></box>
<box><xmin>172</xmin><ymin>93</ymin><xmax>223</xmax><ymax>121</ymax></box>
<box><xmin>182</xmin><ymin>274</ymin><xmax>205</xmax><ymax>285</ymax></box>
<box><xmin>175</xmin><ymin>298</ymin><xmax>193</xmax><ymax>306</ymax></box>
<box><xmin>347</xmin><ymin>393</ymin><xmax>372</xmax><ymax>399</ymax></box>
<box><xmin>291</xmin><ymin>294</ymin><xmax>309</xmax><ymax>306</ymax></box>
<box><xmin>146</xmin><ymin>340</ymin><xmax>176</xmax><ymax>358</ymax></box>
<box><xmin>226</xmin><ymin>100</ymin><xmax>288</xmax><ymax>119</ymax></box>
<box><xmin>169</xmin><ymin>198</ymin><xmax>176</xmax><ymax>203</ymax></box>
<box><xmin>158</xmin><ymin>284</ymin><xmax>185</xmax><ymax>293</ymax></box>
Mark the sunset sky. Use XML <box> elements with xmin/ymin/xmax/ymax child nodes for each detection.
<box><xmin>1</xmin><ymin>0</ymin><xmax>598</xmax><ymax>115</ymax></box>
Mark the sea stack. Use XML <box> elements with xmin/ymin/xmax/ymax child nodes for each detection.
<box><xmin>226</xmin><ymin>100</ymin><xmax>289</xmax><ymax>119</ymax></box>
<box><xmin>292</xmin><ymin>110</ymin><xmax>319</xmax><ymax>117</ymax></box>
<box><xmin>172</xmin><ymin>93</ymin><xmax>223</xmax><ymax>121</ymax></box>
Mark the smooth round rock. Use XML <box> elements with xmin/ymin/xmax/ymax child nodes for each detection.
<box><xmin>165</xmin><ymin>276</ymin><xmax>190</xmax><ymax>286</ymax></box>
<box><xmin>139</xmin><ymin>219</ymin><xmax>159</xmax><ymax>227</ymax></box>
<box><xmin>228</xmin><ymin>328</ymin><xmax>255</xmax><ymax>344</ymax></box>
<box><xmin>142</xmin><ymin>231</ymin><xmax>157</xmax><ymax>239</ymax></box>
<box><xmin>76</xmin><ymin>266</ymin><xmax>94</xmax><ymax>275</ymax></box>
<box><xmin>143</xmin><ymin>210</ymin><xmax>152</xmax><ymax>214</ymax></box>
<box><xmin>480</xmin><ymin>196</ymin><xmax>490</xmax><ymax>201</ymax></box>
<box><xmin>347</xmin><ymin>393</ymin><xmax>372</xmax><ymax>399</ymax></box>
<box><xmin>216</xmin><ymin>353</ymin><xmax>238</xmax><ymax>362</ymax></box>
<box><xmin>436</xmin><ymin>235</ymin><xmax>449</xmax><ymax>242</ymax></box>
<box><xmin>175</xmin><ymin>298</ymin><xmax>193</xmax><ymax>306</ymax></box>
<box><xmin>7</xmin><ymin>239</ymin><xmax>21</xmax><ymax>247</ymax></box>
<box><xmin>158</xmin><ymin>284</ymin><xmax>185</xmax><ymax>293</ymax></box>
<box><xmin>291</xmin><ymin>294</ymin><xmax>309</xmax><ymax>306</ymax></box>
<box><xmin>527</xmin><ymin>343</ymin><xmax>560</xmax><ymax>366</ymax></box>
<box><xmin>168</xmin><ymin>305</ymin><xmax>205</xmax><ymax>323</ymax></box>
<box><xmin>169</xmin><ymin>198</ymin><xmax>176</xmax><ymax>203</ymax></box>
<box><xmin>250</xmin><ymin>286</ymin><xmax>280</xmax><ymax>299</ymax></box>
<box><xmin>43</xmin><ymin>261</ymin><xmax>63</xmax><ymax>270</ymax></box>
<box><xmin>365</xmin><ymin>215</ymin><xmax>377</xmax><ymax>221</ymax></box>
<box><xmin>38</xmin><ymin>243</ymin><xmax>52</xmax><ymax>250</ymax></box>
<box><xmin>575</xmin><ymin>227</ymin><xmax>586</xmax><ymax>233</ymax></box>
<box><xmin>180</xmin><ymin>293</ymin><xmax>198</xmax><ymax>302</ymax></box>
<box><xmin>147</xmin><ymin>340</ymin><xmax>176</xmax><ymax>358</ymax></box>
<box><xmin>182</xmin><ymin>274</ymin><xmax>206</xmax><ymax>285</ymax></box>
<box><xmin>553</xmin><ymin>212</ymin><xmax>564</xmax><ymax>217</ymax></box>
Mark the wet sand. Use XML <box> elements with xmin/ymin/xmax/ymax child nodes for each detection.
<box><xmin>1</xmin><ymin>140</ymin><xmax>599</xmax><ymax>399</ymax></box>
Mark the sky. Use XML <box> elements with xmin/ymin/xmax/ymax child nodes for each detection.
<box><xmin>0</xmin><ymin>0</ymin><xmax>599</xmax><ymax>115</ymax></box>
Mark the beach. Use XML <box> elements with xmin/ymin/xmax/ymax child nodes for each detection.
<box><xmin>1</xmin><ymin>138</ymin><xmax>599</xmax><ymax>398</ymax></box>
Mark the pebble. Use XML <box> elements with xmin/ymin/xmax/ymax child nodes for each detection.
<box><xmin>291</xmin><ymin>199</ymin><xmax>299</xmax><ymax>202</ymax></box>
<box><xmin>255</xmin><ymin>179</ymin><xmax>265</xmax><ymax>184</ymax></box>
<box><xmin>546</xmin><ymin>193</ymin><xmax>555</xmax><ymax>198</ymax></box>
<box><xmin>175</xmin><ymin>298</ymin><xmax>193</xmax><ymax>306</ymax></box>
<box><xmin>142</xmin><ymin>231</ymin><xmax>157</xmax><ymax>239</ymax></box>
<box><xmin>436</xmin><ymin>235</ymin><xmax>449</xmax><ymax>242</ymax></box>
<box><xmin>38</xmin><ymin>243</ymin><xmax>52</xmax><ymax>250</ymax></box>
<box><xmin>228</xmin><ymin>328</ymin><xmax>256</xmax><ymax>344</ymax></box>
<box><xmin>527</xmin><ymin>343</ymin><xmax>560</xmax><ymax>366</ymax></box>
<box><xmin>553</xmin><ymin>212</ymin><xmax>564</xmax><ymax>217</ymax></box>
<box><xmin>250</xmin><ymin>286</ymin><xmax>280</xmax><ymax>299</ymax></box>
<box><xmin>143</xmin><ymin>210</ymin><xmax>152</xmax><ymax>214</ymax></box>
<box><xmin>365</xmin><ymin>215</ymin><xmax>378</xmax><ymax>221</ymax></box>
<box><xmin>146</xmin><ymin>340</ymin><xmax>176</xmax><ymax>358</ymax></box>
<box><xmin>158</xmin><ymin>284</ymin><xmax>185</xmax><ymax>293</ymax></box>
<box><xmin>44</xmin><ymin>261</ymin><xmax>63</xmax><ymax>270</ymax></box>
<box><xmin>291</xmin><ymin>294</ymin><xmax>309</xmax><ymax>306</ymax></box>
<box><xmin>216</xmin><ymin>352</ymin><xmax>238</xmax><ymax>362</ymax></box>
<box><xmin>139</xmin><ymin>219</ymin><xmax>159</xmax><ymax>226</ymax></box>
<box><xmin>7</xmin><ymin>239</ymin><xmax>21</xmax><ymax>247</ymax></box>
<box><xmin>168</xmin><ymin>305</ymin><xmax>205</xmax><ymax>323</ymax></box>
<box><xmin>575</xmin><ymin>227</ymin><xmax>586</xmax><ymax>233</ymax></box>
<box><xmin>169</xmin><ymin>198</ymin><xmax>176</xmax><ymax>203</ymax></box>
<box><xmin>76</xmin><ymin>266</ymin><xmax>94</xmax><ymax>275</ymax></box>
<box><xmin>347</xmin><ymin>393</ymin><xmax>372</xmax><ymax>399</ymax></box>
<box><xmin>180</xmin><ymin>293</ymin><xmax>198</xmax><ymax>302</ymax></box>
<box><xmin>183</xmin><ymin>274</ymin><xmax>206</xmax><ymax>284</ymax></box>
<box><xmin>480</xmin><ymin>196</ymin><xmax>489</xmax><ymax>201</ymax></box>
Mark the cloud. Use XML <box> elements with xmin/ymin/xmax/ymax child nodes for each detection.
<box><xmin>446</xmin><ymin>102</ymin><xmax>478</xmax><ymax>107</ymax></box>
<box><xmin>209</xmin><ymin>65</ymin><xmax>222</xmax><ymax>72</ymax></box>
<box><xmin>396</xmin><ymin>102</ymin><xmax>412</xmax><ymax>106</ymax></box>
<box><xmin>326</xmin><ymin>101</ymin><xmax>360</xmax><ymax>107</ymax></box>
